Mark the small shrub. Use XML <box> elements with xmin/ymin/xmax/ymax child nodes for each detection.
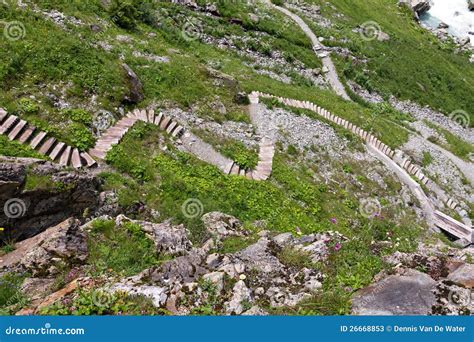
<box><xmin>68</xmin><ymin>123</ymin><xmax>96</xmax><ymax>151</ymax></box>
<box><xmin>18</xmin><ymin>98</ymin><xmax>39</xmax><ymax>114</ymax></box>
<box><xmin>63</xmin><ymin>108</ymin><xmax>93</xmax><ymax>125</ymax></box>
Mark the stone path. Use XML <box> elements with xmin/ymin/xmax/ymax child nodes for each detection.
<box><xmin>268</xmin><ymin>1</ymin><xmax>351</xmax><ymax>101</ymax></box>
<box><xmin>0</xmin><ymin>109</ymin><xmax>96</xmax><ymax>169</ymax></box>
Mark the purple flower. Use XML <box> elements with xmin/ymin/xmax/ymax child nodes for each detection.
<box><xmin>334</xmin><ymin>242</ymin><xmax>342</xmax><ymax>251</ymax></box>
<box><xmin>330</xmin><ymin>217</ymin><xmax>337</xmax><ymax>224</ymax></box>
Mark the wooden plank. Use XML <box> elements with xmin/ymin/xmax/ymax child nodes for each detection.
<box><xmin>171</xmin><ymin>125</ymin><xmax>184</xmax><ymax>137</ymax></box>
<box><xmin>166</xmin><ymin>121</ymin><xmax>178</xmax><ymax>135</ymax></box>
<box><xmin>154</xmin><ymin>112</ymin><xmax>163</xmax><ymax>126</ymax></box>
<box><xmin>49</xmin><ymin>142</ymin><xmax>65</xmax><ymax>160</ymax></box>
<box><xmin>159</xmin><ymin>116</ymin><xmax>171</xmax><ymax>130</ymax></box>
<box><xmin>59</xmin><ymin>146</ymin><xmax>71</xmax><ymax>166</ymax></box>
<box><xmin>80</xmin><ymin>152</ymin><xmax>97</xmax><ymax>167</ymax></box>
<box><xmin>38</xmin><ymin>137</ymin><xmax>57</xmax><ymax>155</ymax></box>
<box><xmin>30</xmin><ymin>131</ymin><xmax>47</xmax><ymax>149</ymax></box>
<box><xmin>71</xmin><ymin>148</ymin><xmax>82</xmax><ymax>168</ymax></box>
<box><xmin>0</xmin><ymin>115</ymin><xmax>18</xmax><ymax>134</ymax></box>
<box><xmin>147</xmin><ymin>109</ymin><xmax>155</xmax><ymax>123</ymax></box>
<box><xmin>7</xmin><ymin>120</ymin><xmax>26</xmax><ymax>140</ymax></box>
<box><xmin>18</xmin><ymin>126</ymin><xmax>35</xmax><ymax>143</ymax></box>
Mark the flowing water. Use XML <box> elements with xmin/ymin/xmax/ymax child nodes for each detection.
<box><xmin>420</xmin><ymin>0</ymin><xmax>474</xmax><ymax>46</ymax></box>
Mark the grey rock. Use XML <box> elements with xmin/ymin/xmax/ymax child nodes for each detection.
<box><xmin>1</xmin><ymin>218</ymin><xmax>88</xmax><ymax>276</ymax></box>
<box><xmin>272</xmin><ymin>233</ymin><xmax>295</xmax><ymax>248</ymax></box>
<box><xmin>202</xmin><ymin>271</ymin><xmax>225</xmax><ymax>292</ymax></box>
<box><xmin>201</xmin><ymin>212</ymin><xmax>243</xmax><ymax>238</ymax></box>
<box><xmin>116</xmin><ymin>215</ymin><xmax>193</xmax><ymax>256</ymax></box>
<box><xmin>0</xmin><ymin>157</ymin><xmax>101</xmax><ymax>242</ymax></box>
<box><xmin>242</xmin><ymin>306</ymin><xmax>268</xmax><ymax>315</ymax></box>
<box><xmin>236</xmin><ymin>237</ymin><xmax>284</xmax><ymax>274</ymax></box>
<box><xmin>110</xmin><ymin>284</ymin><xmax>168</xmax><ymax>307</ymax></box>
<box><xmin>351</xmin><ymin>269</ymin><xmax>437</xmax><ymax>315</ymax></box>
<box><xmin>225</xmin><ymin>280</ymin><xmax>251</xmax><ymax>314</ymax></box>
<box><xmin>122</xmin><ymin>63</ymin><xmax>144</xmax><ymax>104</ymax></box>
<box><xmin>447</xmin><ymin>264</ymin><xmax>474</xmax><ymax>288</ymax></box>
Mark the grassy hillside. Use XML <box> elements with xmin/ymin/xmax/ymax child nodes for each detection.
<box><xmin>302</xmin><ymin>0</ymin><xmax>473</xmax><ymax>123</ymax></box>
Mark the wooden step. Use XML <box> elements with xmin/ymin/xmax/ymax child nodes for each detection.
<box><xmin>30</xmin><ymin>131</ymin><xmax>47</xmax><ymax>149</ymax></box>
<box><xmin>80</xmin><ymin>152</ymin><xmax>97</xmax><ymax>167</ymax></box>
<box><xmin>18</xmin><ymin>126</ymin><xmax>35</xmax><ymax>143</ymax></box>
<box><xmin>7</xmin><ymin>120</ymin><xmax>27</xmax><ymax>140</ymax></box>
<box><xmin>154</xmin><ymin>113</ymin><xmax>163</xmax><ymax>126</ymax></box>
<box><xmin>159</xmin><ymin>116</ymin><xmax>171</xmax><ymax>130</ymax></box>
<box><xmin>38</xmin><ymin>137</ymin><xmax>57</xmax><ymax>155</ymax></box>
<box><xmin>59</xmin><ymin>146</ymin><xmax>72</xmax><ymax>166</ymax></box>
<box><xmin>166</xmin><ymin>121</ymin><xmax>178</xmax><ymax>135</ymax></box>
<box><xmin>0</xmin><ymin>115</ymin><xmax>19</xmax><ymax>134</ymax></box>
<box><xmin>71</xmin><ymin>148</ymin><xmax>82</xmax><ymax>168</ymax></box>
<box><xmin>49</xmin><ymin>142</ymin><xmax>65</xmax><ymax>160</ymax></box>
<box><xmin>171</xmin><ymin>125</ymin><xmax>184</xmax><ymax>137</ymax></box>
<box><xmin>147</xmin><ymin>109</ymin><xmax>155</xmax><ymax>123</ymax></box>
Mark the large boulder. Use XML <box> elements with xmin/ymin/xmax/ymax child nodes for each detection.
<box><xmin>1</xmin><ymin>218</ymin><xmax>88</xmax><ymax>276</ymax></box>
<box><xmin>122</xmin><ymin>63</ymin><xmax>144</xmax><ymax>104</ymax></box>
<box><xmin>0</xmin><ymin>157</ymin><xmax>101</xmax><ymax>242</ymax></box>
<box><xmin>447</xmin><ymin>264</ymin><xmax>474</xmax><ymax>288</ymax></box>
<box><xmin>351</xmin><ymin>269</ymin><xmax>437</xmax><ymax>315</ymax></box>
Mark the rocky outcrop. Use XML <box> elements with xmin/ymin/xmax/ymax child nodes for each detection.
<box><xmin>115</xmin><ymin>215</ymin><xmax>193</xmax><ymax>256</ymax></box>
<box><xmin>0</xmin><ymin>157</ymin><xmax>101</xmax><ymax>242</ymax></box>
<box><xmin>354</xmin><ymin>244</ymin><xmax>474</xmax><ymax>315</ymax></box>
<box><xmin>201</xmin><ymin>211</ymin><xmax>245</xmax><ymax>238</ymax></box>
<box><xmin>352</xmin><ymin>268</ymin><xmax>437</xmax><ymax>315</ymax></box>
<box><xmin>399</xmin><ymin>0</ymin><xmax>431</xmax><ymax>19</ymax></box>
<box><xmin>105</xmin><ymin>224</ymin><xmax>344</xmax><ymax>315</ymax></box>
<box><xmin>0</xmin><ymin>218</ymin><xmax>88</xmax><ymax>276</ymax></box>
<box><xmin>469</xmin><ymin>0</ymin><xmax>474</xmax><ymax>11</ymax></box>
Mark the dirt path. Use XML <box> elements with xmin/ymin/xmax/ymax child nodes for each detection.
<box><xmin>269</xmin><ymin>2</ymin><xmax>351</xmax><ymax>101</ymax></box>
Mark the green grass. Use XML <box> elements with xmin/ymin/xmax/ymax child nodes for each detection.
<box><xmin>424</xmin><ymin>121</ymin><xmax>474</xmax><ymax>160</ymax></box>
<box><xmin>39</xmin><ymin>288</ymin><xmax>163</xmax><ymax>315</ymax></box>
<box><xmin>302</xmin><ymin>0</ymin><xmax>473</xmax><ymax>124</ymax></box>
<box><xmin>0</xmin><ymin>272</ymin><xmax>30</xmax><ymax>315</ymax></box>
<box><xmin>0</xmin><ymin>135</ymin><xmax>46</xmax><ymax>159</ymax></box>
<box><xmin>86</xmin><ymin>219</ymin><xmax>161</xmax><ymax>277</ymax></box>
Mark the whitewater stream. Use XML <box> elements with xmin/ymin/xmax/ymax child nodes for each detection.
<box><xmin>420</xmin><ymin>0</ymin><xmax>474</xmax><ymax>46</ymax></box>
